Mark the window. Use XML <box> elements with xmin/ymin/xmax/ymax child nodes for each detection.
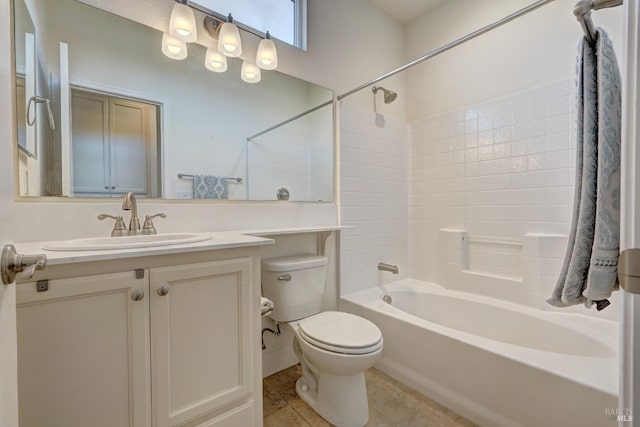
<box><xmin>193</xmin><ymin>0</ymin><xmax>306</xmax><ymax>49</ymax></box>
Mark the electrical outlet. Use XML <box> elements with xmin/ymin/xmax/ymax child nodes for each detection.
<box><xmin>175</xmin><ymin>190</ymin><xmax>192</xmax><ymax>199</ymax></box>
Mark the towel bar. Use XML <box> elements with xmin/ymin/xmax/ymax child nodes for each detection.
<box><xmin>177</xmin><ymin>173</ymin><xmax>242</xmax><ymax>183</ymax></box>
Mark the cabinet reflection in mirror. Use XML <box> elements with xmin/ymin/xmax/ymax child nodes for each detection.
<box><xmin>13</xmin><ymin>0</ymin><xmax>334</xmax><ymax>201</ymax></box>
<box><xmin>71</xmin><ymin>89</ymin><xmax>161</xmax><ymax>197</ymax></box>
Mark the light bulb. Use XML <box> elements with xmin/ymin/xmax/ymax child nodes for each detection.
<box><xmin>161</xmin><ymin>33</ymin><xmax>187</xmax><ymax>60</ymax></box>
<box><xmin>256</xmin><ymin>33</ymin><xmax>278</xmax><ymax>70</ymax></box>
<box><xmin>241</xmin><ymin>61</ymin><xmax>261</xmax><ymax>83</ymax></box>
<box><xmin>217</xmin><ymin>16</ymin><xmax>242</xmax><ymax>57</ymax></box>
<box><xmin>169</xmin><ymin>3</ymin><xmax>197</xmax><ymax>43</ymax></box>
<box><xmin>205</xmin><ymin>48</ymin><xmax>227</xmax><ymax>72</ymax></box>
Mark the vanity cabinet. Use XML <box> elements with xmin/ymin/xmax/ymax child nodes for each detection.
<box><xmin>16</xmin><ymin>252</ymin><xmax>262</xmax><ymax>427</ymax></box>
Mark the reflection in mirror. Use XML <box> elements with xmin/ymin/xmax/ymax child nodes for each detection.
<box><xmin>13</xmin><ymin>0</ymin><xmax>334</xmax><ymax>201</ymax></box>
<box><xmin>14</xmin><ymin>0</ymin><xmax>41</xmax><ymax>196</ymax></box>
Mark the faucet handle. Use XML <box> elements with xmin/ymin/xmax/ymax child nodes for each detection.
<box><xmin>142</xmin><ymin>213</ymin><xmax>167</xmax><ymax>235</ymax></box>
<box><xmin>98</xmin><ymin>214</ymin><xmax>128</xmax><ymax>237</ymax></box>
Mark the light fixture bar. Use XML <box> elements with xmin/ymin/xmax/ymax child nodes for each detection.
<box><xmin>179</xmin><ymin>0</ymin><xmax>273</xmax><ymax>41</ymax></box>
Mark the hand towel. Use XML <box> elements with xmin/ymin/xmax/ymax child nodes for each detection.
<box><xmin>193</xmin><ymin>175</ymin><xmax>228</xmax><ymax>200</ymax></box>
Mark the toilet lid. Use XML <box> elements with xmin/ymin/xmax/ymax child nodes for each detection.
<box><xmin>298</xmin><ymin>311</ymin><xmax>382</xmax><ymax>354</ymax></box>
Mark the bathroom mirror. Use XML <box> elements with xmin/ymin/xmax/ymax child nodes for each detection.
<box><xmin>13</xmin><ymin>0</ymin><xmax>334</xmax><ymax>202</ymax></box>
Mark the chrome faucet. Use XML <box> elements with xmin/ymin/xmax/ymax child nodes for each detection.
<box><xmin>122</xmin><ymin>192</ymin><xmax>142</xmax><ymax>235</ymax></box>
<box><xmin>378</xmin><ymin>262</ymin><xmax>399</xmax><ymax>274</ymax></box>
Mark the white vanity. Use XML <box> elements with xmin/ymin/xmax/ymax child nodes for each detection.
<box><xmin>12</xmin><ymin>233</ymin><xmax>273</xmax><ymax>427</ymax></box>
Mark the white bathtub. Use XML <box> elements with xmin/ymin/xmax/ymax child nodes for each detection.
<box><xmin>342</xmin><ymin>279</ymin><xmax>619</xmax><ymax>427</ymax></box>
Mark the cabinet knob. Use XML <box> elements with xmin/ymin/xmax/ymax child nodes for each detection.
<box><xmin>157</xmin><ymin>285</ymin><xmax>170</xmax><ymax>296</ymax></box>
<box><xmin>131</xmin><ymin>289</ymin><xmax>145</xmax><ymax>301</ymax></box>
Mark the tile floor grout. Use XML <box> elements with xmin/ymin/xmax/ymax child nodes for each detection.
<box><xmin>263</xmin><ymin>364</ymin><xmax>478</xmax><ymax>427</ymax></box>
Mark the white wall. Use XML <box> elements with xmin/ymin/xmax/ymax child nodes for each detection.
<box><xmin>405</xmin><ymin>0</ymin><xmax>623</xmax><ymax>120</ymax></box>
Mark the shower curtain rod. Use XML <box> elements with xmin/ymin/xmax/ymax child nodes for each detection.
<box><xmin>337</xmin><ymin>0</ymin><xmax>556</xmax><ymax>101</ymax></box>
<box><xmin>245</xmin><ymin>0</ymin><xmax>555</xmax><ymax>142</ymax></box>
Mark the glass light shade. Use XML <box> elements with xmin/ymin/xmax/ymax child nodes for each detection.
<box><xmin>256</xmin><ymin>37</ymin><xmax>278</xmax><ymax>70</ymax></box>
<box><xmin>205</xmin><ymin>48</ymin><xmax>227</xmax><ymax>73</ymax></box>
<box><xmin>169</xmin><ymin>3</ymin><xmax>197</xmax><ymax>42</ymax></box>
<box><xmin>161</xmin><ymin>33</ymin><xmax>187</xmax><ymax>60</ymax></box>
<box><xmin>218</xmin><ymin>22</ymin><xmax>242</xmax><ymax>57</ymax></box>
<box><xmin>241</xmin><ymin>61</ymin><xmax>261</xmax><ymax>83</ymax></box>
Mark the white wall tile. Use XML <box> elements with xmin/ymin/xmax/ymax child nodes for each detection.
<box><xmin>411</xmin><ymin>80</ymin><xmax>577</xmax><ymax>291</ymax></box>
<box><xmin>340</xmin><ymin>108</ymin><xmax>410</xmax><ymax>296</ymax></box>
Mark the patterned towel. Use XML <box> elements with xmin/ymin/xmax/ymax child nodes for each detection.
<box><xmin>547</xmin><ymin>29</ymin><xmax>621</xmax><ymax>310</ymax></box>
<box><xmin>193</xmin><ymin>175</ymin><xmax>228</xmax><ymax>199</ymax></box>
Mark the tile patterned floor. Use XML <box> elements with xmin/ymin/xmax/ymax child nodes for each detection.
<box><xmin>263</xmin><ymin>365</ymin><xmax>479</xmax><ymax>427</ymax></box>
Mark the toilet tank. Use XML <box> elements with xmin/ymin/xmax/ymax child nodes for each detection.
<box><xmin>261</xmin><ymin>255</ymin><xmax>328</xmax><ymax>322</ymax></box>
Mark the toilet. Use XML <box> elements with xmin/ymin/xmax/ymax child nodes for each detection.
<box><xmin>262</xmin><ymin>254</ymin><xmax>383</xmax><ymax>427</ymax></box>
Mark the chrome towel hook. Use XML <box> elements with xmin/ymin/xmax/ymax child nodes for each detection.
<box><xmin>1</xmin><ymin>244</ymin><xmax>47</xmax><ymax>285</ymax></box>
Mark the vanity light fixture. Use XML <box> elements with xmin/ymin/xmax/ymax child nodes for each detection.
<box><xmin>165</xmin><ymin>3</ymin><xmax>277</xmax><ymax>82</ymax></box>
<box><xmin>169</xmin><ymin>1</ymin><xmax>197</xmax><ymax>42</ymax></box>
<box><xmin>218</xmin><ymin>14</ymin><xmax>242</xmax><ymax>57</ymax></box>
<box><xmin>256</xmin><ymin>31</ymin><xmax>278</xmax><ymax>70</ymax></box>
<box><xmin>205</xmin><ymin>47</ymin><xmax>227</xmax><ymax>72</ymax></box>
<box><xmin>241</xmin><ymin>61</ymin><xmax>261</xmax><ymax>83</ymax></box>
<box><xmin>161</xmin><ymin>33</ymin><xmax>188</xmax><ymax>60</ymax></box>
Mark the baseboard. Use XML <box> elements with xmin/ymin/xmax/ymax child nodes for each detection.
<box><xmin>262</xmin><ymin>346</ymin><xmax>299</xmax><ymax>378</ymax></box>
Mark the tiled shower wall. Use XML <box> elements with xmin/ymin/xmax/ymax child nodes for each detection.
<box><xmin>411</xmin><ymin>79</ymin><xmax>577</xmax><ymax>285</ymax></box>
<box><xmin>339</xmin><ymin>104</ymin><xmax>411</xmax><ymax>296</ymax></box>
<box><xmin>340</xmin><ymin>79</ymin><xmax>619</xmax><ymax>320</ymax></box>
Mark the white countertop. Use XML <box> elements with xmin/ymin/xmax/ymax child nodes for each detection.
<box><xmin>243</xmin><ymin>225</ymin><xmax>351</xmax><ymax>236</ymax></box>
<box><xmin>10</xmin><ymin>225</ymin><xmax>347</xmax><ymax>266</ymax></box>
<box><xmin>12</xmin><ymin>232</ymin><xmax>272</xmax><ymax>266</ymax></box>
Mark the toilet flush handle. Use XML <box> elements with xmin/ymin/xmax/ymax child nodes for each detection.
<box><xmin>277</xmin><ymin>274</ymin><xmax>291</xmax><ymax>281</ymax></box>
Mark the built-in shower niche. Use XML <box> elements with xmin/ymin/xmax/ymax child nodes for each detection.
<box><xmin>437</xmin><ymin>229</ymin><xmax>619</xmax><ymax>321</ymax></box>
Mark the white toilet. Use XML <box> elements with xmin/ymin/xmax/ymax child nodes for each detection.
<box><xmin>262</xmin><ymin>254</ymin><xmax>383</xmax><ymax>427</ymax></box>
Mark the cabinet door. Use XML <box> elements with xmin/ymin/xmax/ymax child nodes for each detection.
<box><xmin>16</xmin><ymin>271</ymin><xmax>150</xmax><ymax>427</ymax></box>
<box><xmin>110</xmin><ymin>98</ymin><xmax>152</xmax><ymax>195</ymax></box>
<box><xmin>71</xmin><ymin>91</ymin><xmax>109</xmax><ymax>194</ymax></box>
<box><xmin>150</xmin><ymin>259</ymin><xmax>255</xmax><ymax>427</ymax></box>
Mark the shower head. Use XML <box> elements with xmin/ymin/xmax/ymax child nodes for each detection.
<box><xmin>372</xmin><ymin>86</ymin><xmax>397</xmax><ymax>104</ymax></box>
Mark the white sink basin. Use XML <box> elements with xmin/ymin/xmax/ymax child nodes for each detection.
<box><xmin>43</xmin><ymin>233</ymin><xmax>212</xmax><ymax>251</ymax></box>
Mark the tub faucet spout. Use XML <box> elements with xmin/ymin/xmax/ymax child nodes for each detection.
<box><xmin>378</xmin><ymin>262</ymin><xmax>399</xmax><ymax>274</ymax></box>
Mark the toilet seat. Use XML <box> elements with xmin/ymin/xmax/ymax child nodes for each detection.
<box><xmin>297</xmin><ymin>311</ymin><xmax>383</xmax><ymax>355</ymax></box>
